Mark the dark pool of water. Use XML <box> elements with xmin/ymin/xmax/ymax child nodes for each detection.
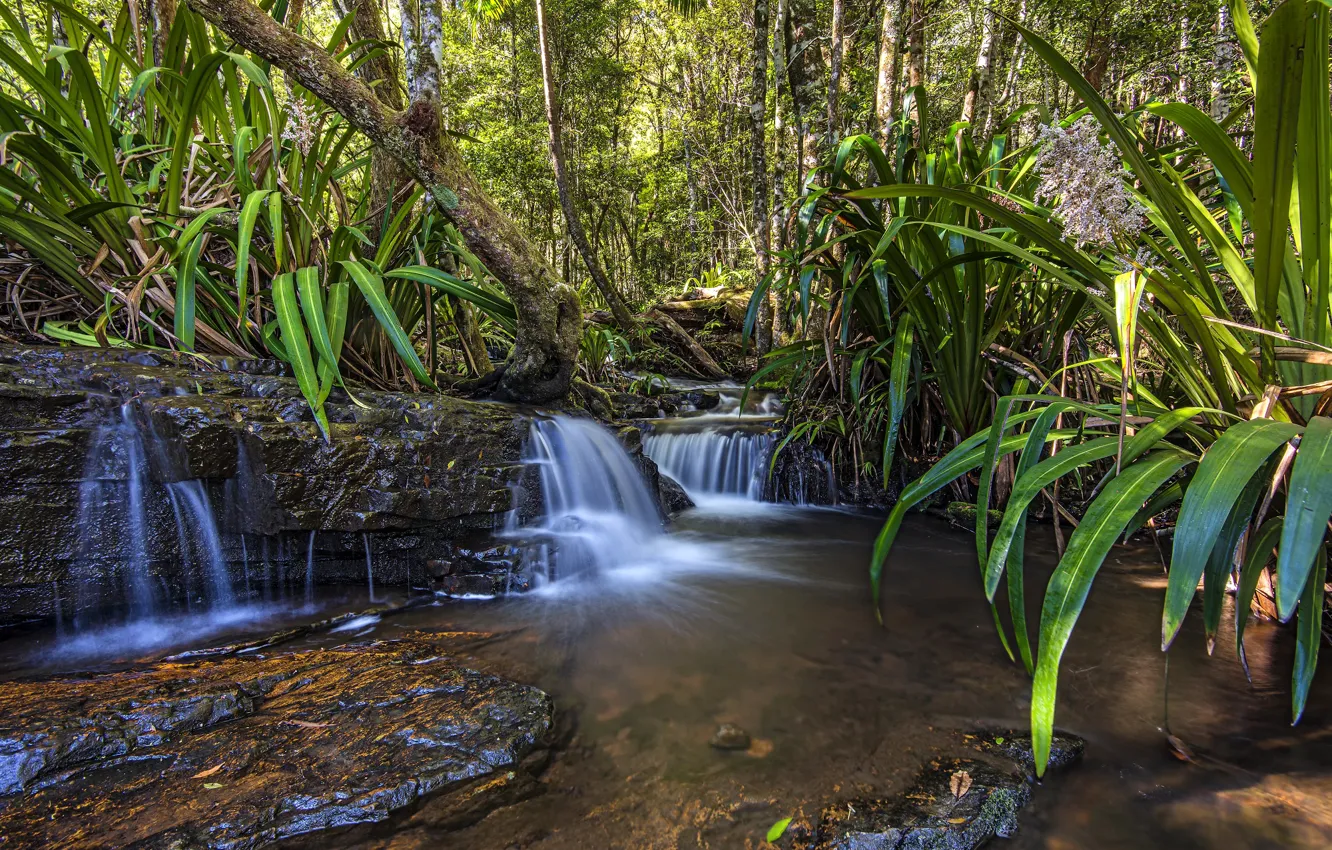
<box><xmin>6</xmin><ymin>504</ymin><xmax>1330</xmax><ymax>849</ymax></box>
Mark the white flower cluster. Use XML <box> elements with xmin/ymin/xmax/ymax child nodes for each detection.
<box><xmin>1034</xmin><ymin>117</ymin><xmax>1145</xmax><ymax>249</ymax></box>
<box><xmin>282</xmin><ymin>97</ymin><xmax>318</xmax><ymax>155</ymax></box>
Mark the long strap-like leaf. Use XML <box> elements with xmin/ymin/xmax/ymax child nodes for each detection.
<box><xmin>1031</xmin><ymin>449</ymin><xmax>1192</xmax><ymax>776</ymax></box>
<box><xmin>1164</xmin><ymin>418</ymin><xmax>1300</xmax><ymax>648</ymax></box>
<box><xmin>341</xmin><ymin>260</ymin><xmax>437</xmax><ymax>390</ymax></box>
<box><xmin>1276</xmin><ymin>416</ymin><xmax>1332</xmax><ymax>619</ymax></box>
<box><xmin>272</xmin><ymin>272</ymin><xmax>330</xmax><ymax>439</ymax></box>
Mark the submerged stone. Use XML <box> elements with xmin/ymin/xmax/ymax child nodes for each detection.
<box><xmin>709</xmin><ymin>723</ymin><xmax>752</xmax><ymax>751</ymax></box>
<box><xmin>0</xmin><ymin>639</ymin><xmax>553</xmax><ymax>849</ymax></box>
<box><xmin>812</xmin><ymin>731</ymin><xmax>1085</xmax><ymax>850</ymax></box>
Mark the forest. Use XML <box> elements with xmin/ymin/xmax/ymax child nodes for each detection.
<box><xmin>1</xmin><ymin>0</ymin><xmax>1331</xmax><ymax>847</ymax></box>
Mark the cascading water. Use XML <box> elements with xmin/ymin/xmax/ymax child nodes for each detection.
<box><xmin>642</xmin><ymin>386</ymin><xmax>782</xmax><ymax>502</ymax></box>
<box><xmin>70</xmin><ymin>403</ymin><xmax>237</xmax><ymax>629</ymax></box>
<box><xmin>509</xmin><ymin>416</ymin><xmax>664</xmax><ymax>585</ymax></box>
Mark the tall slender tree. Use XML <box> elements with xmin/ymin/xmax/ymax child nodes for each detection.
<box><xmin>751</xmin><ymin>0</ymin><xmax>774</xmax><ymax>353</ymax></box>
<box><xmin>960</xmin><ymin>0</ymin><xmax>995</xmax><ymax>133</ymax></box>
<box><xmin>874</xmin><ymin>0</ymin><xmax>906</xmax><ymax>144</ymax></box>
<box><xmin>535</xmin><ymin>0</ymin><xmax>637</xmax><ymax>331</ymax></box>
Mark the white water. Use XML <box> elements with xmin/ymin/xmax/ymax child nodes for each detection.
<box><xmin>72</xmin><ymin>404</ymin><xmax>236</xmax><ymax>627</ymax></box>
<box><xmin>642</xmin><ymin>387</ymin><xmax>780</xmax><ymax>502</ymax></box>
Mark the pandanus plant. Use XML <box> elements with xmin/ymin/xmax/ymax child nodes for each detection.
<box><xmin>868</xmin><ymin>0</ymin><xmax>1332</xmax><ymax>774</ymax></box>
<box><xmin>0</xmin><ymin>1</ymin><xmax>514</xmax><ymax>436</ymax></box>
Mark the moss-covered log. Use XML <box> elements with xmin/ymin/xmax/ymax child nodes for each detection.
<box><xmin>185</xmin><ymin>0</ymin><xmax>580</xmax><ymax>403</ymax></box>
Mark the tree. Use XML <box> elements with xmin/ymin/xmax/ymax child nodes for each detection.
<box><xmin>535</xmin><ymin>0</ymin><xmax>637</xmax><ymax>332</ymax></box>
<box><xmin>186</xmin><ymin>0</ymin><xmax>580</xmax><ymax>403</ymax></box>
<box><xmin>751</xmin><ymin>0</ymin><xmax>774</xmax><ymax>353</ymax></box>
<box><xmin>960</xmin><ymin>0</ymin><xmax>995</xmax><ymax>133</ymax></box>
<box><xmin>874</xmin><ymin>0</ymin><xmax>907</xmax><ymax>144</ymax></box>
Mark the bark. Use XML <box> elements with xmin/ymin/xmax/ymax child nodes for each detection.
<box><xmin>874</xmin><ymin>0</ymin><xmax>906</xmax><ymax>144</ymax></box>
<box><xmin>1210</xmin><ymin>0</ymin><xmax>1234</xmax><ymax>121</ymax></box>
<box><xmin>186</xmin><ymin>0</ymin><xmax>580</xmax><ymax>403</ymax></box>
<box><xmin>1081</xmin><ymin>27</ymin><xmax>1111</xmax><ymax>94</ymax></box>
<box><xmin>647</xmin><ymin>309</ymin><xmax>729</xmax><ymax>379</ymax></box>
<box><xmin>785</xmin><ymin>0</ymin><xmax>824</xmax><ymax>186</ymax></box>
<box><xmin>335</xmin><ymin>0</ymin><xmax>408</xmax><ymax>245</ymax></box>
<box><xmin>751</xmin><ymin>0</ymin><xmax>774</xmax><ymax>354</ymax></box>
<box><xmin>960</xmin><ymin>0</ymin><xmax>995</xmax><ymax>132</ymax></box>
<box><xmin>827</xmin><ymin>0</ymin><xmax>845</xmax><ymax>143</ymax></box>
<box><xmin>770</xmin><ymin>0</ymin><xmax>789</xmax><ymax>343</ymax></box>
<box><xmin>905</xmin><ymin>0</ymin><xmax>925</xmax><ymax>132</ymax></box>
<box><xmin>150</xmin><ymin>0</ymin><xmax>175</xmax><ymax>67</ymax></box>
<box><xmin>535</xmin><ymin>0</ymin><xmax>636</xmax><ymax>333</ymax></box>
<box><xmin>982</xmin><ymin>0</ymin><xmax>1025</xmax><ymax>139</ymax></box>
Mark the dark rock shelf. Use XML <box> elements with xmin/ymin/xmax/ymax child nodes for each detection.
<box><xmin>0</xmin><ymin>638</ymin><xmax>554</xmax><ymax>849</ymax></box>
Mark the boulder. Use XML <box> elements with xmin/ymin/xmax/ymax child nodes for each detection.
<box><xmin>0</xmin><ymin>638</ymin><xmax>553</xmax><ymax>849</ymax></box>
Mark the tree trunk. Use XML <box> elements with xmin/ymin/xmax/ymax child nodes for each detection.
<box><xmin>150</xmin><ymin>0</ymin><xmax>175</xmax><ymax>66</ymax></box>
<box><xmin>873</xmin><ymin>0</ymin><xmax>906</xmax><ymax>144</ymax></box>
<box><xmin>770</xmin><ymin>0</ymin><xmax>789</xmax><ymax>343</ymax></box>
<box><xmin>905</xmin><ymin>0</ymin><xmax>925</xmax><ymax>132</ymax></box>
<box><xmin>187</xmin><ymin>0</ymin><xmax>580</xmax><ymax>403</ymax></box>
<box><xmin>751</xmin><ymin>0</ymin><xmax>774</xmax><ymax>354</ymax></box>
<box><xmin>982</xmin><ymin>0</ymin><xmax>1025</xmax><ymax>139</ymax></box>
<box><xmin>535</xmin><ymin>0</ymin><xmax>636</xmax><ymax>333</ymax></box>
<box><xmin>1210</xmin><ymin>0</ymin><xmax>1234</xmax><ymax>121</ymax></box>
<box><xmin>960</xmin><ymin>0</ymin><xmax>995</xmax><ymax>132</ymax></box>
<box><xmin>335</xmin><ymin>0</ymin><xmax>408</xmax><ymax>245</ymax></box>
<box><xmin>826</xmin><ymin>0</ymin><xmax>845</xmax><ymax>145</ymax></box>
<box><xmin>786</xmin><ymin>0</ymin><xmax>824</xmax><ymax>187</ymax></box>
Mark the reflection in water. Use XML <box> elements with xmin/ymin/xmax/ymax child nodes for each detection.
<box><xmin>3</xmin><ymin>502</ymin><xmax>1329</xmax><ymax>849</ymax></box>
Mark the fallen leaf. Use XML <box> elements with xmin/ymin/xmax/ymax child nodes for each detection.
<box><xmin>994</xmin><ymin>736</ymin><xmax>1005</xmax><ymax>745</ymax></box>
<box><xmin>447</xmin><ymin>459</ymin><xmax>456</xmax><ymax>469</ymax></box>
<box><xmin>283</xmin><ymin>719</ymin><xmax>333</xmax><ymax>729</ymax></box>
<box><xmin>203</xmin><ymin>782</ymin><xmax>223</xmax><ymax>790</ymax></box>
<box><xmin>950</xmin><ymin>770</ymin><xmax>972</xmax><ymax>799</ymax></box>
<box><xmin>765</xmin><ymin>816</ymin><xmax>792</xmax><ymax>843</ymax></box>
<box><xmin>192</xmin><ymin>765</ymin><xmax>223</xmax><ymax>779</ymax></box>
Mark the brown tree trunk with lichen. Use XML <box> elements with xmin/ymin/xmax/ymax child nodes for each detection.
<box><xmin>535</xmin><ymin>0</ymin><xmax>637</xmax><ymax>333</ymax></box>
<box><xmin>151</xmin><ymin>0</ymin><xmax>176</xmax><ymax>66</ymax></box>
<box><xmin>335</xmin><ymin>0</ymin><xmax>409</xmax><ymax>245</ymax></box>
<box><xmin>751</xmin><ymin>0</ymin><xmax>773</xmax><ymax>354</ymax></box>
<box><xmin>186</xmin><ymin>0</ymin><xmax>579</xmax><ymax>403</ymax></box>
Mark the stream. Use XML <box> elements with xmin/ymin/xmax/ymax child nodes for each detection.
<box><xmin>0</xmin><ymin>381</ymin><xmax>1328</xmax><ymax>849</ymax></box>
<box><xmin>5</xmin><ymin>502</ymin><xmax>1330</xmax><ymax>848</ymax></box>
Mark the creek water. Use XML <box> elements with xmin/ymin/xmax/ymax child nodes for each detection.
<box><xmin>4</xmin><ymin>412</ymin><xmax>1330</xmax><ymax>848</ymax></box>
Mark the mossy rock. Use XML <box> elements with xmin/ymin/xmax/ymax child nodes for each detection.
<box><xmin>944</xmin><ymin>501</ymin><xmax>1003</xmax><ymax>531</ymax></box>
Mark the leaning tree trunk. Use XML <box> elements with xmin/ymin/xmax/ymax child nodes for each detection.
<box><xmin>187</xmin><ymin>0</ymin><xmax>580</xmax><ymax>403</ymax></box>
<box><xmin>751</xmin><ymin>0</ymin><xmax>774</xmax><ymax>354</ymax></box>
<box><xmin>534</xmin><ymin>0</ymin><xmax>636</xmax><ymax>333</ymax></box>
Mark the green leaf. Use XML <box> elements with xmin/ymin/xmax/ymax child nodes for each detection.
<box><xmin>272</xmin><ymin>272</ymin><xmax>329</xmax><ymax>439</ymax></box>
<box><xmin>1236</xmin><ymin>518</ymin><xmax>1283</xmax><ymax>675</ymax></box>
<box><xmin>1163</xmin><ymin>419</ymin><xmax>1300</xmax><ymax>649</ymax></box>
<box><xmin>234</xmin><ymin>189</ymin><xmax>275</xmax><ymax>329</ymax></box>
<box><xmin>1276</xmin><ymin>416</ymin><xmax>1332</xmax><ymax>620</ymax></box>
<box><xmin>766</xmin><ymin>817</ymin><xmax>792</xmax><ymax>843</ymax></box>
<box><xmin>1250</xmin><ymin>0</ymin><xmax>1307</xmax><ymax>356</ymax></box>
<box><xmin>341</xmin><ymin>260</ymin><xmax>437</xmax><ymax>390</ymax></box>
<box><xmin>174</xmin><ymin>233</ymin><xmax>204</xmax><ymax>351</ymax></box>
<box><xmin>1032</xmin><ymin>450</ymin><xmax>1191</xmax><ymax>776</ymax></box>
<box><xmin>1292</xmin><ymin>545</ymin><xmax>1326</xmax><ymax>724</ymax></box>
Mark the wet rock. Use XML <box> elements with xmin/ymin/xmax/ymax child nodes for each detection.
<box><xmin>971</xmin><ymin>729</ymin><xmax>1085</xmax><ymax>779</ymax></box>
<box><xmin>812</xmin><ymin>731</ymin><xmax>1086</xmax><ymax>850</ymax></box>
<box><xmin>709</xmin><ymin>723</ymin><xmax>752</xmax><ymax>751</ymax></box>
<box><xmin>767</xmin><ymin>439</ymin><xmax>837</xmax><ymax>506</ymax></box>
<box><xmin>0</xmin><ymin>345</ymin><xmax>684</xmax><ymax>627</ymax></box>
<box><xmin>0</xmin><ymin>639</ymin><xmax>553</xmax><ymax>849</ymax></box>
<box><xmin>658</xmin><ymin>473</ymin><xmax>694</xmax><ymax>516</ymax></box>
<box><xmin>944</xmin><ymin>502</ymin><xmax>1003</xmax><ymax>532</ymax></box>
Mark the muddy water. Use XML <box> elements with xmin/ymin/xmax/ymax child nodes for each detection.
<box><xmin>6</xmin><ymin>505</ymin><xmax>1331</xmax><ymax>849</ymax></box>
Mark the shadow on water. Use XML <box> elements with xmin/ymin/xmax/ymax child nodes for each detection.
<box><xmin>265</xmin><ymin>505</ymin><xmax>1332</xmax><ymax>849</ymax></box>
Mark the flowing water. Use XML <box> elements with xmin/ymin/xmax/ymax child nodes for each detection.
<box><xmin>643</xmin><ymin>384</ymin><xmax>833</xmax><ymax>504</ymax></box>
<box><xmin>5</xmin><ymin>413</ymin><xmax>1331</xmax><ymax>848</ymax></box>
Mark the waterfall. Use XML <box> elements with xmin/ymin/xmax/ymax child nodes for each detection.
<box><xmin>304</xmin><ymin>530</ymin><xmax>316</xmax><ymax>610</ymax></box>
<box><xmin>70</xmin><ymin>403</ymin><xmax>237</xmax><ymax>628</ymax></box>
<box><xmin>508</xmin><ymin>415</ymin><xmax>664</xmax><ymax>584</ymax></box>
<box><xmin>642</xmin><ymin>428</ymin><xmax>773</xmax><ymax>499</ymax></box>
<box><xmin>364</xmin><ymin>532</ymin><xmax>381</xmax><ymax>603</ymax></box>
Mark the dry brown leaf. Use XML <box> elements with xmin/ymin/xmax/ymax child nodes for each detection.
<box><xmin>283</xmin><ymin>719</ymin><xmax>333</xmax><ymax>729</ymax></box>
<box><xmin>949</xmin><ymin>769</ymin><xmax>972</xmax><ymax>799</ymax></box>
<box><xmin>192</xmin><ymin>764</ymin><xmax>223</xmax><ymax>779</ymax></box>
